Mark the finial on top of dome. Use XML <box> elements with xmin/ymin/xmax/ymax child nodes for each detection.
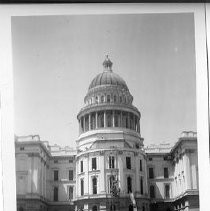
<box><xmin>103</xmin><ymin>55</ymin><xmax>113</xmax><ymax>72</ymax></box>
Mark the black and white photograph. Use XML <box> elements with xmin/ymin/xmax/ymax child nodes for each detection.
<box><xmin>0</xmin><ymin>3</ymin><xmax>209</xmax><ymax>211</ymax></box>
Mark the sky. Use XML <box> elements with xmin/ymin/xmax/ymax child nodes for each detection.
<box><xmin>12</xmin><ymin>13</ymin><xmax>196</xmax><ymax>148</ymax></box>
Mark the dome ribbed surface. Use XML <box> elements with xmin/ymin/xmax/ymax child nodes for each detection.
<box><xmin>88</xmin><ymin>71</ymin><xmax>128</xmax><ymax>91</ymax></box>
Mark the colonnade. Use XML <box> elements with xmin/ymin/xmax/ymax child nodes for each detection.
<box><xmin>79</xmin><ymin>110</ymin><xmax>140</xmax><ymax>134</ymax></box>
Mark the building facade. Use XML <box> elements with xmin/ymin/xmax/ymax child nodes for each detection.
<box><xmin>15</xmin><ymin>57</ymin><xmax>199</xmax><ymax>211</ymax></box>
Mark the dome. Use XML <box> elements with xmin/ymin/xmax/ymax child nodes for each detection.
<box><xmin>88</xmin><ymin>71</ymin><xmax>128</xmax><ymax>91</ymax></box>
<box><xmin>88</xmin><ymin>56</ymin><xmax>128</xmax><ymax>91</ymax></box>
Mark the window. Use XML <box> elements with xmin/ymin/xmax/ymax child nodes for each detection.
<box><xmin>80</xmin><ymin>161</ymin><xmax>83</xmax><ymax>173</ymax></box>
<box><xmin>140</xmin><ymin>160</ymin><xmax>142</xmax><ymax>171</ymax></box>
<box><xmin>114</xmin><ymin>113</ymin><xmax>119</xmax><ymax>127</ymax></box>
<box><xmin>119</xmin><ymin>96</ymin><xmax>122</xmax><ymax>103</ymax></box>
<box><xmin>20</xmin><ymin>147</ymin><xmax>24</xmax><ymax>151</ymax></box>
<box><xmin>164</xmin><ymin>168</ymin><xmax>169</xmax><ymax>178</ymax></box>
<box><xmin>54</xmin><ymin>170</ymin><xmax>58</xmax><ymax>181</ymax></box>
<box><xmin>92</xmin><ymin>205</ymin><xmax>97</xmax><ymax>211</ymax></box>
<box><xmin>165</xmin><ymin>184</ymin><xmax>170</xmax><ymax>199</ymax></box>
<box><xmin>140</xmin><ymin>177</ymin><xmax>144</xmax><ymax>195</ymax></box>
<box><xmin>69</xmin><ymin>186</ymin><xmax>73</xmax><ymax>200</ymax></box>
<box><xmin>107</xmin><ymin>95</ymin><xmax>110</xmax><ymax>103</ymax></box>
<box><xmin>54</xmin><ymin>187</ymin><xmax>58</xmax><ymax>201</ymax></box>
<box><xmin>101</xmin><ymin>95</ymin><xmax>104</xmax><ymax>103</ymax></box>
<box><xmin>109</xmin><ymin>175</ymin><xmax>116</xmax><ymax>193</ymax></box>
<box><xmin>69</xmin><ymin>159</ymin><xmax>73</xmax><ymax>163</ymax></box>
<box><xmin>150</xmin><ymin>185</ymin><xmax>155</xmax><ymax>198</ymax></box>
<box><xmin>126</xmin><ymin>157</ymin><xmax>131</xmax><ymax>169</ymax></box>
<box><xmin>69</xmin><ymin>170</ymin><xmax>73</xmax><ymax>180</ymax></box>
<box><xmin>148</xmin><ymin>157</ymin><xmax>153</xmax><ymax>161</ymax></box>
<box><xmin>92</xmin><ymin>177</ymin><xmax>97</xmax><ymax>194</ymax></box>
<box><xmin>110</xmin><ymin>205</ymin><xmax>116</xmax><ymax>211</ymax></box>
<box><xmin>114</xmin><ymin>95</ymin><xmax>117</xmax><ymax>102</ymax></box>
<box><xmin>149</xmin><ymin>168</ymin><xmax>154</xmax><ymax>179</ymax></box>
<box><xmin>81</xmin><ymin>179</ymin><xmax>84</xmax><ymax>196</ymax></box>
<box><xmin>107</xmin><ymin>112</ymin><xmax>112</xmax><ymax>127</ymax></box>
<box><xmin>95</xmin><ymin>96</ymin><xmax>98</xmax><ymax>103</ymax></box>
<box><xmin>109</xmin><ymin>156</ymin><xmax>115</xmax><ymax>169</ymax></box>
<box><xmin>92</xmin><ymin>158</ymin><xmax>97</xmax><ymax>170</ymax></box>
<box><xmin>127</xmin><ymin>176</ymin><xmax>132</xmax><ymax>193</ymax></box>
<box><xmin>54</xmin><ymin>160</ymin><xmax>58</xmax><ymax>163</ymax></box>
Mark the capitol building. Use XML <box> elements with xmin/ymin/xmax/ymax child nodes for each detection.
<box><xmin>15</xmin><ymin>57</ymin><xmax>199</xmax><ymax>211</ymax></box>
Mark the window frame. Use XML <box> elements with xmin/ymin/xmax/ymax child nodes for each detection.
<box><xmin>149</xmin><ymin>167</ymin><xmax>154</xmax><ymax>179</ymax></box>
<box><xmin>109</xmin><ymin>156</ymin><xmax>115</xmax><ymax>169</ymax></box>
<box><xmin>80</xmin><ymin>160</ymin><xmax>83</xmax><ymax>173</ymax></box>
<box><xmin>53</xmin><ymin>186</ymin><xmax>59</xmax><ymax>201</ymax></box>
<box><xmin>164</xmin><ymin>167</ymin><xmax>169</xmax><ymax>178</ymax></box>
<box><xmin>126</xmin><ymin>156</ymin><xmax>131</xmax><ymax>169</ymax></box>
<box><xmin>54</xmin><ymin>170</ymin><xmax>59</xmax><ymax>181</ymax></box>
<box><xmin>150</xmin><ymin>185</ymin><xmax>155</xmax><ymax>198</ymax></box>
<box><xmin>92</xmin><ymin>157</ymin><xmax>97</xmax><ymax>170</ymax></box>
<box><xmin>69</xmin><ymin>169</ymin><xmax>73</xmax><ymax>181</ymax></box>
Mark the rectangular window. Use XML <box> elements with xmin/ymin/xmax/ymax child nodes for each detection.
<box><xmin>54</xmin><ymin>187</ymin><xmax>58</xmax><ymax>201</ymax></box>
<box><xmin>80</xmin><ymin>161</ymin><xmax>83</xmax><ymax>173</ymax></box>
<box><xmin>109</xmin><ymin>156</ymin><xmax>115</xmax><ymax>169</ymax></box>
<box><xmin>140</xmin><ymin>160</ymin><xmax>142</xmax><ymax>171</ymax></box>
<box><xmin>149</xmin><ymin>157</ymin><xmax>153</xmax><ymax>161</ymax></box>
<box><xmin>54</xmin><ymin>160</ymin><xmax>58</xmax><ymax>163</ymax></box>
<box><xmin>149</xmin><ymin>168</ymin><xmax>154</xmax><ymax>179</ymax></box>
<box><xmin>92</xmin><ymin>177</ymin><xmax>97</xmax><ymax>194</ymax></box>
<box><xmin>165</xmin><ymin>184</ymin><xmax>170</xmax><ymax>199</ymax></box>
<box><xmin>69</xmin><ymin>186</ymin><xmax>73</xmax><ymax>200</ymax></box>
<box><xmin>164</xmin><ymin>168</ymin><xmax>169</xmax><ymax>178</ymax></box>
<box><xmin>150</xmin><ymin>185</ymin><xmax>155</xmax><ymax>198</ymax></box>
<box><xmin>140</xmin><ymin>177</ymin><xmax>144</xmax><ymax>195</ymax></box>
<box><xmin>69</xmin><ymin>170</ymin><xmax>73</xmax><ymax>180</ymax></box>
<box><xmin>92</xmin><ymin>157</ymin><xmax>97</xmax><ymax>170</ymax></box>
<box><xmin>81</xmin><ymin>179</ymin><xmax>84</xmax><ymax>196</ymax></box>
<box><xmin>126</xmin><ymin>157</ymin><xmax>131</xmax><ymax>169</ymax></box>
<box><xmin>54</xmin><ymin>170</ymin><xmax>58</xmax><ymax>181</ymax></box>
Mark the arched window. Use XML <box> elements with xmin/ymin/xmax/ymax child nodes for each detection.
<box><xmin>107</xmin><ymin>95</ymin><xmax>111</xmax><ymax>103</ymax></box>
<box><xmin>109</xmin><ymin>175</ymin><xmax>115</xmax><ymax>193</ymax></box>
<box><xmin>81</xmin><ymin>179</ymin><xmax>84</xmax><ymax>196</ymax></box>
<box><xmin>107</xmin><ymin>111</ymin><xmax>112</xmax><ymax>127</ymax></box>
<box><xmin>150</xmin><ymin>185</ymin><xmax>155</xmax><ymax>198</ymax></box>
<box><xmin>81</xmin><ymin>117</ymin><xmax>84</xmax><ymax>132</ymax></box>
<box><xmin>127</xmin><ymin>176</ymin><xmax>132</xmax><ymax>193</ymax></box>
<box><xmin>101</xmin><ymin>95</ymin><xmax>104</xmax><ymax>103</ymax></box>
<box><xmin>98</xmin><ymin>112</ymin><xmax>104</xmax><ymax>128</ymax></box>
<box><xmin>140</xmin><ymin>177</ymin><xmax>144</xmax><ymax>195</ymax></box>
<box><xmin>90</xmin><ymin>114</ymin><xmax>95</xmax><ymax>130</ymax></box>
<box><xmin>19</xmin><ymin>207</ymin><xmax>24</xmax><ymax>211</ymax></box>
<box><xmin>95</xmin><ymin>96</ymin><xmax>98</xmax><ymax>104</ymax></box>
<box><xmin>110</xmin><ymin>204</ymin><xmax>116</xmax><ymax>211</ymax></box>
<box><xmin>92</xmin><ymin>177</ymin><xmax>97</xmax><ymax>194</ymax></box>
<box><xmin>114</xmin><ymin>95</ymin><xmax>117</xmax><ymax>103</ymax></box>
<box><xmin>92</xmin><ymin>205</ymin><xmax>97</xmax><ymax>211</ymax></box>
<box><xmin>114</xmin><ymin>112</ymin><xmax>119</xmax><ymax>127</ymax></box>
<box><xmin>128</xmin><ymin>204</ymin><xmax>133</xmax><ymax>211</ymax></box>
<box><xmin>85</xmin><ymin>115</ymin><xmax>89</xmax><ymax>131</ymax></box>
<box><xmin>119</xmin><ymin>96</ymin><xmax>122</xmax><ymax>103</ymax></box>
